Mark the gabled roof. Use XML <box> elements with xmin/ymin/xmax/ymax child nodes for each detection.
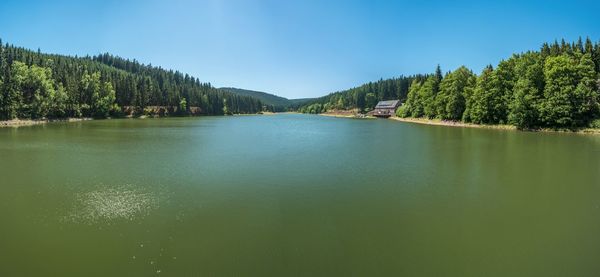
<box><xmin>375</xmin><ymin>100</ymin><xmax>400</xmax><ymax>109</ymax></box>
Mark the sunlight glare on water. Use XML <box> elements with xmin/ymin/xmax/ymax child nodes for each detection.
<box><xmin>66</xmin><ymin>186</ymin><xmax>160</xmax><ymax>223</ymax></box>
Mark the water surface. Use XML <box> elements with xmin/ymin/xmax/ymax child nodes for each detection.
<box><xmin>1</xmin><ymin>114</ymin><xmax>599</xmax><ymax>276</ymax></box>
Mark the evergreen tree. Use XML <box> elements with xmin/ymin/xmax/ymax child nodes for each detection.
<box><xmin>584</xmin><ymin>37</ymin><xmax>594</xmax><ymax>54</ymax></box>
<box><xmin>0</xmin><ymin>39</ymin><xmax>4</xmax><ymax>119</ymax></box>
<box><xmin>365</xmin><ymin>93</ymin><xmax>377</xmax><ymax>110</ymax></box>
<box><xmin>575</xmin><ymin>37</ymin><xmax>584</xmax><ymax>53</ymax></box>
<box><xmin>355</xmin><ymin>90</ymin><xmax>366</xmax><ymax>112</ymax></box>
<box><xmin>434</xmin><ymin>64</ymin><xmax>443</xmax><ymax>92</ymax></box>
<box><xmin>3</xmin><ymin>61</ymin><xmax>26</xmax><ymax>119</ymax></box>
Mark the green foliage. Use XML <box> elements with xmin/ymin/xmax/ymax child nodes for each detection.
<box><xmin>1</xmin><ymin>61</ymin><xmax>25</xmax><ymax>119</ymax></box>
<box><xmin>2</xmin><ymin>37</ymin><xmax>600</xmax><ymax>129</ymax></box>
<box><xmin>302</xmin><ymin>103</ymin><xmax>324</xmax><ymax>114</ymax></box>
<box><xmin>403</xmin><ymin>75</ymin><xmax>440</xmax><ymax>118</ymax></box>
<box><xmin>420</xmin><ymin>76</ymin><xmax>439</xmax><ymax>118</ymax></box>
<box><xmin>52</xmin><ymin>83</ymin><xmax>68</xmax><ymax>118</ymax></box>
<box><xmin>539</xmin><ymin>53</ymin><xmax>599</xmax><ymax>127</ymax></box>
<box><xmin>506</xmin><ymin>53</ymin><xmax>544</xmax><ymax>128</ymax></box>
<box><xmin>396</xmin><ymin>104</ymin><xmax>409</xmax><ymax>117</ymax></box>
<box><xmin>0</xmin><ymin>40</ymin><xmax>266</xmax><ymax>120</ymax></box>
<box><xmin>355</xmin><ymin>90</ymin><xmax>366</xmax><ymax>112</ymax></box>
<box><xmin>1</xmin><ymin>61</ymin><xmax>74</xmax><ymax>119</ymax></box>
<box><xmin>92</xmin><ymin>81</ymin><xmax>116</xmax><ymax>118</ymax></box>
<box><xmin>539</xmin><ymin>55</ymin><xmax>578</xmax><ymax>127</ymax></box>
<box><xmin>300</xmin><ymin>37</ymin><xmax>600</xmax><ymax>129</ymax></box>
<box><xmin>467</xmin><ymin>65</ymin><xmax>502</xmax><ymax>123</ymax></box>
<box><xmin>27</xmin><ymin>64</ymin><xmax>57</xmax><ymax>118</ymax></box>
<box><xmin>219</xmin><ymin>87</ymin><xmax>305</xmax><ymax>112</ymax></box>
<box><xmin>179</xmin><ymin>97</ymin><xmax>187</xmax><ymax>114</ymax></box>
<box><xmin>222</xmin><ymin>98</ymin><xmax>231</xmax><ymax>115</ymax></box>
<box><xmin>365</xmin><ymin>93</ymin><xmax>377</xmax><ymax>110</ymax></box>
<box><xmin>508</xmin><ymin>78</ymin><xmax>541</xmax><ymax>129</ymax></box>
<box><xmin>573</xmin><ymin>53</ymin><xmax>600</xmax><ymax>124</ymax></box>
<box><xmin>435</xmin><ymin>66</ymin><xmax>475</xmax><ymax>121</ymax></box>
<box><xmin>403</xmin><ymin>80</ymin><xmax>423</xmax><ymax>117</ymax></box>
<box><xmin>80</xmin><ymin>71</ymin><xmax>101</xmax><ymax>115</ymax></box>
<box><xmin>299</xmin><ymin>75</ymin><xmax>423</xmax><ymax>113</ymax></box>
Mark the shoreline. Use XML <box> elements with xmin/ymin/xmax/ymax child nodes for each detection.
<box><xmin>389</xmin><ymin>117</ymin><xmax>516</xmax><ymax>130</ymax></box>
<box><xmin>389</xmin><ymin>116</ymin><xmax>600</xmax><ymax>135</ymax></box>
<box><xmin>4</xmin><ymin>113</ymin><xmax>599</xmax><ymax>134</ymax></box>
<box><xmin>0</xmin><ymin>118</ymin><xmax>94</xmax><ymax>128</ymax></box>
<box><xmin>320</xmin><ymin>111</ymin><xmax>375</xmax><ymax>119</ymax></box>
<box><xmin>317</xmin><ymin>111</ymin><xmax>600</xmax><ymax>134</ymax></box>
<box><xmin>0</xmin><ymin>112</ymin><xmax>283</xmax><ymax>128</ymax></box>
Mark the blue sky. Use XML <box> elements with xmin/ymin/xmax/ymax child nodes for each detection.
<box><xmin>1</xmin><ymin>0</ymin><xmax>599</xmax><ymax>98</ymax></box>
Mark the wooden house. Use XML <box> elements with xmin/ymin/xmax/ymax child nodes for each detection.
<box><xmin>371</xmin><ymin>100</ymin><xmax>401</xmax><ymax>118</ymax></box>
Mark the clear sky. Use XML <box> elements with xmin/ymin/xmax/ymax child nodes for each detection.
<box><xmin>1</xmin><ymin>0</ymin><xmax>599</xmax><ymax>99</ymax></box>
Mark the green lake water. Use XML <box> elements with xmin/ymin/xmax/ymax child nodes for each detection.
<box><xmin>1</xmin><ymin>114</ymin><xmax>599</xmax><ymax>276</ymax></box>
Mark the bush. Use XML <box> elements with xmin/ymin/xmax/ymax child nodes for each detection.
<box><xmin>590</xmin><ymin>119</ymin><xmax>600</xmax><ymax>129</ymax></box>
<box><xmin>109</xmin><ymin>104</ymin><xmax>123</xmax><ymax>117</ymax></box>
<box><xmin>143</xmin><ymin>107</ymin><xmax>154</xmax><ymax>116</ymax></box>
<box><xmin>396</xmin><ymin>105</ymin><xmax>410</xmax><ymax>117</ymax></box>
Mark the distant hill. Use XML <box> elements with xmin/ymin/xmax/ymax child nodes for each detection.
<box><xmin>219</xmin><ymin>87</ymin><xmax>313</xmax><ymax>111</ymax></box>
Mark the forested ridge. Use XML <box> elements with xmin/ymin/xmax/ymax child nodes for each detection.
<box><xmin>301</xmin><ymin>38</ymin><xmax>600</xmax><ymax>129</ymax></box>
<box><xmin>219</xmin><ymin>87</ymin><xmax>313</xmax><ymax>112</ymax></box>
<box><xmin>0</xmin><ymin>39</ymin><xmax>267</xmax><ymax>121</ymax></box>
<box><xmin>3</xmin><ymin>37</ymin><xmax>600</xmax><ymax>129</ymax></box>
<box><xmin>299</xmin><ymin>75</ymin><xmax>425</xmax><ymax>114</ymax></box>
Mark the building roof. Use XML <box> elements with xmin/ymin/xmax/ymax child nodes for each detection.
<box><xmin>375</xmin><ymin>100</ymin><xmax>400</xmax><ymax>109</ymax></box>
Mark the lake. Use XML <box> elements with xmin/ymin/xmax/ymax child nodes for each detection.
<box><xmin>1</xmin><ymin>114</ymin><xmax>599</xmax><ymax>276</ymax></box>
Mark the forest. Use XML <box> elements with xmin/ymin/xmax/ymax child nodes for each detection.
<box><xmin>0</xmin><ymin>39</ymin><xmax>267</xmax><ymax>120</ymax></box>
<box><xmin>3</xmin><ymin>37</ymin><xmax>599</xmax><ymax>129</ymax></box>
<box><xmin>300</xmin><ymin>38</ymin><xmax>600</xmax><ymax>129</ymax></box>
<box><xmin>298</xmin><ymin>75</ymin><xmax>425</xmax><ymax>114</ymax></box>
<box><xmin>219</xmin><ymin>87</ymin><xmax>313</xmax><ymax>112</ymax></box>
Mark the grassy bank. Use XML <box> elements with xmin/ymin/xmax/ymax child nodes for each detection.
<box><xmin>390</xmin><ymin>116</ymin><xmax>600</xmax><ymax>134</ymax></box>
<box><xmin>390</xmin><ymin>117</ymin><xmax>516</xmax><ymax>130</ymax></box>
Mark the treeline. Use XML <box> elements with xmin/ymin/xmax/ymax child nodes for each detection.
<box><xmin>399</xmin><ymin>38</ymin><xmax>600</xmax><ymax>129</ymax></box>
<box><xmin>0</xmin><ymin>39</ymin><xmax>267</xmax><ymax>120</ymax></box>
<box><xmin>219</xmin><ymin>87</ymin><xmax>296</xmax><ymax>112</ymax></box>
<box><xmin>299</xmin><ymin>75</ymin><xmax>425</xmax><ymax>114</ymax></box>
<box><xmin>301</xmin><ymin>38</ymin><xmax>600</xmax><ymax>129</ymax></box>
